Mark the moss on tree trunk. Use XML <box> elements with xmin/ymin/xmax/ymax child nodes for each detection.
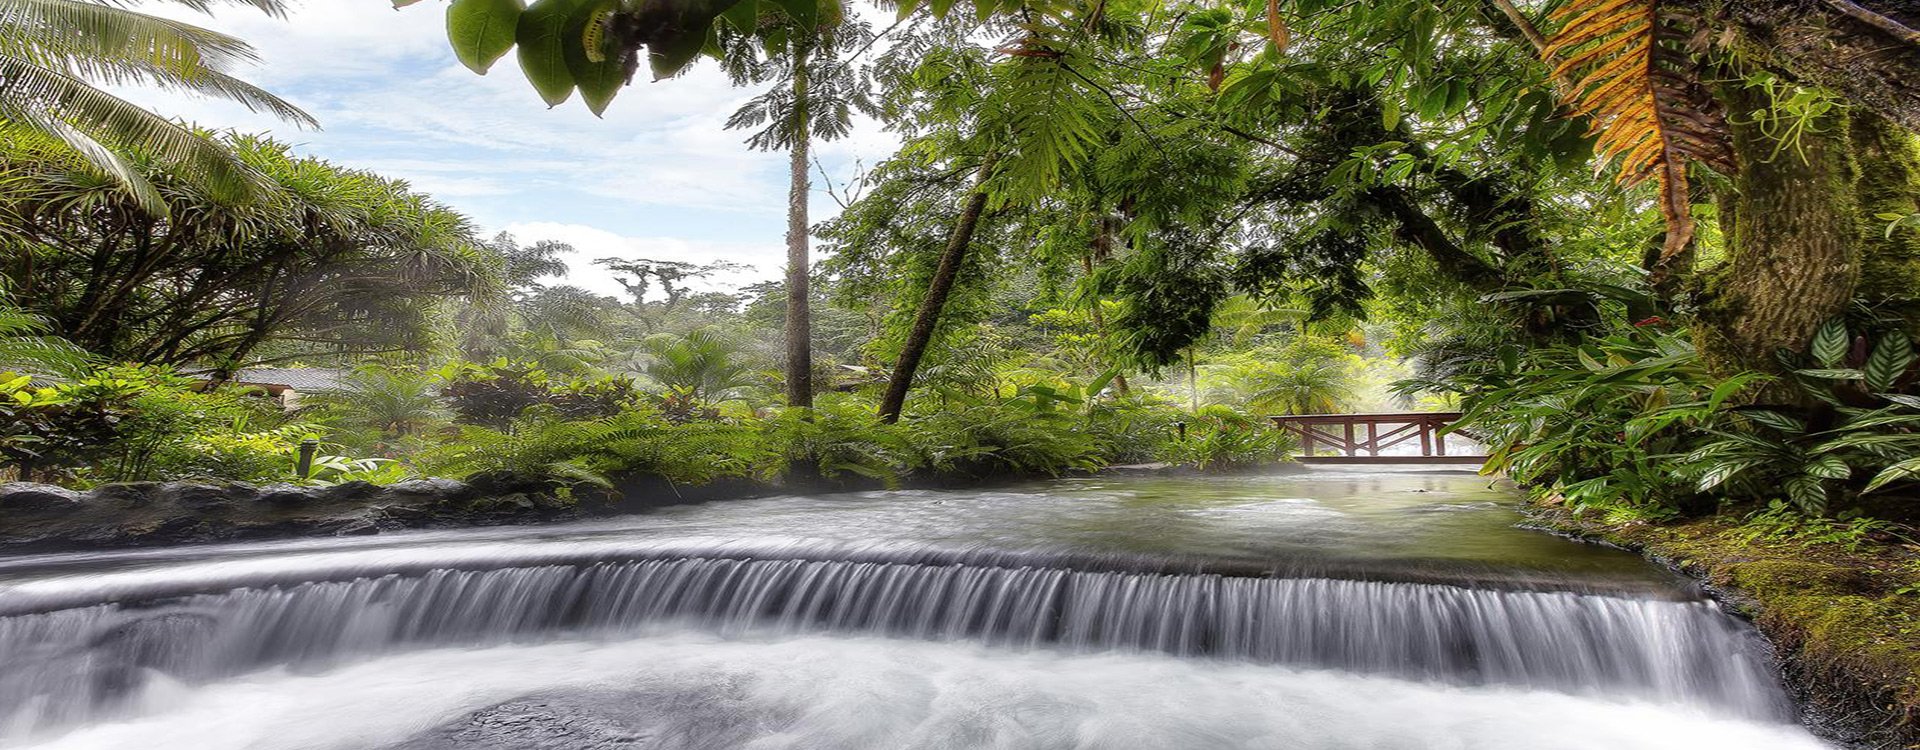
<box><xmin>1696</xmin><ymin>83</ymin><xmax>1863</xmax><ymax>376</ymax></box>
<box><xmin>1851</xmin><ymin>112</ymin><xmax>1920</xmax><ymax>324</ymax></box>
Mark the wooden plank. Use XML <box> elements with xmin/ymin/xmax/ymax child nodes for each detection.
<box><xmin>1270</xmin><ymin>412</ymin><xmax>1463</xmax><ymax>423</ymax></box>
<box><xmin>1296</xmin><ymin>455</ymin><xmax>1487</xmax><ymax>465</ymax></box>
<box><xmin>1368</xmin><ymin>422</ymin><xmax>1422</xmax><ymax>452</ymax></box>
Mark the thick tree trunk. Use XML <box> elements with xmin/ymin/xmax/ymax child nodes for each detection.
<box><xmin>878</xmin><ymin>163</ymin><xmax>993</xmax><ymax>424</ymax></box>
<box><xmin>1696</xmin><ymin>83</ymin><xmax>1863</xmax><ymax>375</ymax></box>
<box><xmin>784</xmin><ymin>44</ymin><xmax>814</xmax><ymax>408</ymax></box>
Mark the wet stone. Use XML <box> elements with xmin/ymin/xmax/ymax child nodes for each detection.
<box><xmin>257</xmin><ymin>483</ymin><xmax>319</xmax><ymax>508</ymax></box>
<box><xmin>88</xmin><ymin>482</ymin><xmax>160</xmax><ymax>510</ymax></box>
<box><xmin>158</xmin><ymin>482</ymin><xmax>255</xmax><ymax>511</ymax></box>
<box><xmin>0</xmin><ymin>482</ymin><xmax>82</xmax><ymax>513</ymax></box>
<box><xmin>387</xmin><ymin>689</ymin><xmax>763</xmax><ymax>750</ymax></box>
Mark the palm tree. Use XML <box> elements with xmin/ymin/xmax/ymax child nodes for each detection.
<box><xmin>314</xmin><ymin>365</ymin><xmax>446</xmax><ymax>440</ymax></box>
<box><xmin>1243</xmin><ymin>361</ymin><xmax>1354</xmax><ymax>416</ymax></box>
<box><xmin>723</xmin><ymin>11</ymin><xmax>876</xmax><ymax>409</ymax></box>
<box><xmin>639</xmin><ymin>328</ymin><xmax>758</xmax><ymax>405</ymax></box>
<box><xmin>0</xmin><ymin>0</ymin><xmax>316</xmax><ymax>213</ymax></box>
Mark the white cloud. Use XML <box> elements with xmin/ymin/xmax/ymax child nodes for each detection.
<box><xmin>114</xmin><ymin>0</ymin><xmax>904</xmax><ymax>271</ymax></box>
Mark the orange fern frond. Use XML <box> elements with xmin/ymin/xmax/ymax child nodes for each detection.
<box><xmin>1542</xmin><ymin>0</ymin><xmax>1734</xmax><ymax>274</ymax></box>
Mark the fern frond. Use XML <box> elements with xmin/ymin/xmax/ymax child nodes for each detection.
<box><xmin>1542</xmin><ymin>0</ymin><xmax>1734</xmax><ymax>273</ymax></box>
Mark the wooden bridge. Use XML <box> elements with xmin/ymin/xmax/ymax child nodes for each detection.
<box><xmin>1269</xmin><ymin>412</ymin><xmax>1487</xmax><ymax>465</ymax></box>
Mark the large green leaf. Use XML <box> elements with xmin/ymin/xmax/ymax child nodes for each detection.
<box><xmin>517</xmin><ymin>0</ymin><xmax>584</xmax><ymax>106</ymax></box>
<box><xmin>1782</xmin><ymin>474</ymin><xmax>1829</xmax><ymax>513</ymax></box>
<box><xmin>1863</xmin><ymin>333</ymin><xmax>1915</xmax><ymax>392</ymax></box>
<box><xmin>1794</xmin><ymin>368</ymin><xmax>1864</xmax><ymax>381</ymax></box>
<box><xmin>644</xmin><ymin>0</ymin><xmax>744</xmax><ymax>80</ymax></box>
<box><xmin>1696</xmin><ymin>459</ymin><xmax>1761</xmax><ymax>492</ymax></box>
<box><xmin>1882</xmin><ymin>393</ymin><xmax>1920</xmax><ymax>409</ymax></box>
<box><xmin>449</xmin><ymin>0</ymin><xmax>526</xmax><ymax>74</ymax></box>
<box><xmin>1738</xmin><ymin>409</ymin><xmax>1805</xmax><ymax>434</ymax></box>
<box><xmin>565</xmin><ymin>1</ymin><xmax>630</xmax><ymax>116</ymax></box>
<box><xmin>720</xmin><ymin>0</ymin><xmax>761</xmax><ymax>32</ymax></box>
<box><xmin>1805</xmin><ymin>454</ymin><xmax>1851</xmax><ymax>480</ymax></box>
<box><xmin>1866</xmin><ymin>456</ymin><xmax>1920</xmax><ymax>492</ymax></box>
<box><xmin>1811</xmin><ymin>319</ymin><xmax>1849</xmax><ymax>367</ymax></box>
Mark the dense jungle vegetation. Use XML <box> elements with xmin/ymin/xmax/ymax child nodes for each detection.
<box><xmin>4</xmin><ymin>0</ymin><xmax>1920</xmax><ymax>563</ymax></box>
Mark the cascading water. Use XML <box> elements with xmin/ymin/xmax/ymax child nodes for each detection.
<box><xmin>0</xmin><ymin>470</ymin><xmax>1834</xmax><ymax>750</ymax></box>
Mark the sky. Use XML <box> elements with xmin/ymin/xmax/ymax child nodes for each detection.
<box><xmin>119</xmin><ymin>1</ymin><xmax>903</xmax><ymax>298</ymax></box>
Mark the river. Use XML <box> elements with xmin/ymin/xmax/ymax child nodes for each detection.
<box><xmin>0</xmin><ymin>467</ymin><xmax>1833</xmax><ymax>749</ymax></box>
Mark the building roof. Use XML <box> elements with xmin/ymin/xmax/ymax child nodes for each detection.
<box><xmin>226</xmin><ymin>367</ymin><xmax>349</xmax><ymax>392</ymax></box>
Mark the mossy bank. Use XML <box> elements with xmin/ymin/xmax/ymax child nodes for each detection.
<box><xmin>1531</xmin><ymin>505</ymin><xmax>1920</xmax><ymax>749</ymax></box>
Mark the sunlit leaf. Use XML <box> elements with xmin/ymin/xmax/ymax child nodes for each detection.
<box><xmin>448</xmin><ymin>0</ymin><xmax>526</xmax><ymax>74</ymax></box>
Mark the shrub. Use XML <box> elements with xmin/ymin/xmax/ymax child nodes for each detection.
<box><xmin>442</xmin><ymin>360</ymin><xmax>641</xmax><ymax>428</ymax></box>
<box><xmin>766</xmin><ymin>394</ymin><xmax>918</xmax><ymax>484</ymax></box>
<box><xmin>903</xmin><ymin>386</ymin><xmax>1105</xmax><ymax>478</ymax></box>
<box><xmin>1157</xmin><ymin>405</ymin><xmax>1294</xmax><ymax>470</ymax></box>
<box><xmin>1084</xmin><ymin>396</ymin><xmax>1183</xmax><ymax>464</ymax></box>
<box><xmin>421</xmin><ymin>407</ymin><xmax>779</xmax><ymax>491</ymax></box>
<box><xmin>1417</xmin><ymin>319</ymin><xmax>1920</xmax><ymax>526</ymax></box>
<box><xmin>1</xmin><ymin>365</ymin><xmax>310</xmax><ymax>485</ymax></box>
<box><xmin>1399</xmin><ymin>329</ymin><xmax>1726</xmax><ymax>517</ymax></box>
<box><xmin>442</xmin><ymin>360</ymin><xmax>550</xmax><ymax>428</ymax></box>
<box><xmin>1673</xmin><ymin>320</ymin><xmax>1920</xmax><ymax>517</ymax></box>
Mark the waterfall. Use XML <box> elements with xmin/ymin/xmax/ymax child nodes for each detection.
<box><xmin>0</xmin><ymin>546</ymin><xmax>1790</xmax><ymax>736</ymax></box>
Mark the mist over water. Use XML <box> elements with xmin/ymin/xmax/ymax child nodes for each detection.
<box><xmin>0</xmin><ymin>469</ymin><xmax>1833</xmax><ymax>749</ymax></box>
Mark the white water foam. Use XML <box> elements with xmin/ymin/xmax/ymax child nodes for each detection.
<box><xmin>10</xmin><ymin>632</ymin><xmax>1829</xmax><ymax>750</ymax></box>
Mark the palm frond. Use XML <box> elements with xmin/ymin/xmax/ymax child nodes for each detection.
<box><xmin>1541</xmin><ymin>0</ymin><xmax>1734</xmax><ymax>273</ymax></box>
<box><xmin>0</xmin><ymin>300</ymin><xmax>91</xmax><ymax>377</ymax></box>
<box><xmin>0</xmin><ymin>53</ymin><xmax>267</xmax><ymax>204</ymax></box>
<box><xmin>0</xmin><ymin>0</ymin><xmax>311</xmax><ymax>212</ymax></box>
<box><xmin>0</xmin><ymin>107</ymin><xmax>167</xmax><ymax>209</ymax></box>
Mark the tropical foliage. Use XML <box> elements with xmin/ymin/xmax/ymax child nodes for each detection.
<box><xmin>0</xmin><ymin>0</ymin><xmax>1915</xmax><ymax>557</ymax></box>
<box><xmin>0</xmin><ymin>0</ymin><xmax>314</xmax><ymax>211</ymax></box>
<box><xmin>0</xmin><ymin>134</ymin><xmax>502</xmax><ymax>369</ymax></box>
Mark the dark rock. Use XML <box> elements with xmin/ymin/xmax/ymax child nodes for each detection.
<box><xmin>318</xmin><ymin>480</ymin><xmax>382</xmax><ymax>505</ymax></box>
<box><xmin>158</xmin><ymin>483</ymin><xmax>255</xmax><ymax>511</ymax></box>
<box><xmin>0</xmin><ymin>482</ymin><xmax>82</xmax><ymax>514</ymax></box>
<box><xmin>257</xmin><ymin>483</ymin><xmax>319</xmax><ymax>508</ymax></box>
<box><xmin>329</xmin><ymin>517</ymin><xmax>381</xmax><ymax>536</ymax></box>
<box><xmin>471</xmin><ymin>493</ymin><xmax>540</xmax><ymax>514</ymax></box>
<box><xmin>88</xmin><ymin>482</ymin><xmax>161</xmax><ymax>510</ymax></box>
<box><xmin>382</xmin><ymin>478</ymin><xmax>474</xmax><ymax>507</ymax></box>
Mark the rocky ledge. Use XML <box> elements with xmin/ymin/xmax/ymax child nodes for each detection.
<box><xmin>0</xmin><ymin>475</ymin><xmax>784</xmax><ymax>551</ymax></box>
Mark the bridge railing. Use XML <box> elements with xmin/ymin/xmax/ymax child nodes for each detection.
<box><xmin>1268</xmin><ymin>412</ymin><xmax>1485</xmax><ymax>463</ymax></box>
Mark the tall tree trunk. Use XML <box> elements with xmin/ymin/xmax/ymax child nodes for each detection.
<box><xmin>1696</xmin><ymin>82</ymin><xmax>1863</xmax><ymax>375</ymax></box>
<box><xmin>1084</xmin><ymin>224</ymin><xmax>1129</xmax><ymax>396</ymax></box>
<box><xmin>784</xmin><ymin>43</ymin><xmax>815</xmax><ymax>408</ymax></box>
<box><xmin>878</xmin><ymin>162</ymin><xmax>994</xmax><ymax>424</ymax></box>
<box><xmin>1186</xmin><ymin>347</ymin><xmax>1198</xmax><ymax>412</ymax></box>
